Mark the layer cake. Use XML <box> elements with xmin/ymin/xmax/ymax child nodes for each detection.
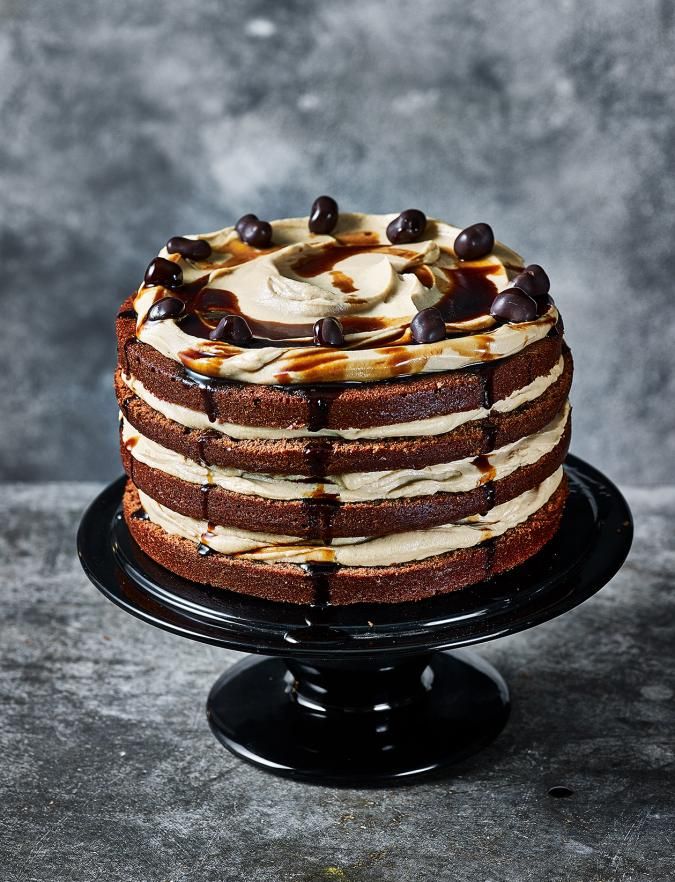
<box><xmin>116</xmin><ymin>202</ymin><xmax>572</xmax><ymax>604</ymax></box>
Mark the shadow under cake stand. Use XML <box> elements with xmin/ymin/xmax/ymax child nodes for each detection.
<box><xmin>77</xmin><ymin>455</ymin><xmax>632</xmax><ymax>786</ymax></box>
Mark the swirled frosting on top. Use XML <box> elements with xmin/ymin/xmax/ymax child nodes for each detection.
<box><xmin>131</xmin><ymin>213</ymin><xmax>557</xmax><ymax>385</ymax></box>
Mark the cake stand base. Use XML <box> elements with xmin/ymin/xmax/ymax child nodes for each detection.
<box><xmin>207</xmin><ymin>651</ymin><xmax>509</xmax><ymax>785</ymax></box>
<box><xmin>78</xmin><ymin>456</ymin><xmax>632</xmax><ymax>786</ymax></box>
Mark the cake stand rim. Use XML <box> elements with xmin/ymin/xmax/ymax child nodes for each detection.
<box><xmin>76</xmin><ymin>454</ymin><xmax>633</xmax><ymax>658</ymax></box>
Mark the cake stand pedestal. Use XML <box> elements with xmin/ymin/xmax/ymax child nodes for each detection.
<box><xmin>77</xmin><ymin>456</ymin><xmax>632</xmax><ymax>786</ymax></box>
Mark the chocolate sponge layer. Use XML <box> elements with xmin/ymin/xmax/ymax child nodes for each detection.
<box><xmin>123</xmin><ymin>476</ymin><xmax>568</xmax><ymax>605</ymax></box>
<box><xmin>116</xmin><ymin>350</ymin><xmax>572</xmax><ymax>477</ymax></box>
<box><xmin>121</xmin><ymin>416</ymin><xmax>570</xmax><ymax>539</ymax></box>
<box><xmin>117</xmin><ymin>299</ymin><xmax>565</xmax><ymax>430</ymax></box>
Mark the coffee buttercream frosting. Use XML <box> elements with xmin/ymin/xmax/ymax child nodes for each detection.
<box><xmin>132</xmin><ymin>213</ymin><xmax>557</xmax><ymax>384</ymax></box>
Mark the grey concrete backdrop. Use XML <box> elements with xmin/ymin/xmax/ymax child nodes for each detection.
<box><xmin>2</xmin><ymin>0</ymin><xmax>674</xmax><ymax>482</ymax></box>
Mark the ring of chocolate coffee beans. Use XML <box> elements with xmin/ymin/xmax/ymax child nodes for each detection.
<box><xmin>154</xmin><ymin>203</ymin><xmax>550</xmax><ymax>349</ymax></box>
<box><xmin>209</xmin><ymin>314</ymin><xmax>253</xmax><ymax>345</ymax></box>
<box><xmin>235</xmin><ymin>213</ymin><xmax>273</xmax><ymax>249</ymax></box>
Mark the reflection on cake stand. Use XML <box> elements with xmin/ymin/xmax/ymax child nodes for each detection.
<box><xmin>77</xmin><ymin>455</ymin><xmax>632</xmax><ymax>786</ymax></box>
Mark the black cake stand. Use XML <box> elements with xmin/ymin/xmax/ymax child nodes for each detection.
<box><xmin>77</xmin><ymin>455</ymin><xmax>632</xmax><ymax>786</ymax></box>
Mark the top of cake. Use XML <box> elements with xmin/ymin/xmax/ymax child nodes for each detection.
<box><xmin>132</xmin><ymin>199</ymin><xmax>557</xmax><ymax>385</ymax></box>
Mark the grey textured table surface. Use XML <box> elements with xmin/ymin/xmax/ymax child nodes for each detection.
<box><xmin>2</xmin><ymin>482</ymin><xmax>674</xmax><ymax>882</ymax></box>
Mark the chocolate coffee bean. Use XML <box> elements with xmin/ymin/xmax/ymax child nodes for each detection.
<box><xmin>239</xmin><ymin>219</ymin><xmax>273</xmax><ymax>248</ymax></box>
<box><xmin>313</xmin><ymin>316</ymin><xmax>344</xmax><ymax>347</ymax></box>
<box><xmin>147</xmin><ymin>296</ymin><xmax>185</xmax><ymax>322</ymax></box>
<box><xmin>525</xmin><ymin>263</ymin><xmax>550</xmax><ymax>295</ymax></box>
<box><xmin>490</xmin><ymin>288</ymin><xmax>537</xmax><ymax>323</ymax></box>
<box><xmin>386</xmin><ymin>209</ymin><xmax>427</xmax><ymax>244</ymax></box>
<box><xmin>410</xmin><ymin>307</ymin><xmax>446</xmax><ymax>343</ymax></box>
<box><xmin>209</xmin><ymin>314</ymin><xmax>253</xmax><ymax>345</ymax></box>
<box><xmin>144</xmin><ymin>257</ymin><xmax>183</xmax><ymax>289</ymax></box>
<box><xmin>235</xmin><ymin>213</ymin><xmax>258</xmax><ymax>237</ymax></box>
<box><xmin>166</xmin><ymin>236</ymin><xmax>212</xmax><ymax>261</ymax></box>
<box><xmin>453</xmin><ymin>223</ymin><xmax>494</xmax><ymax>260</ymax></box>
<box><xmin>511</xmin><ymin>270</ymin><xmax>540</xmax><ymax>298</ymax></box>
<box><xmin>309</xmin><ymin>195</ymin><xmax>339</xmax><ymax>234</ymax></box>
<box><xmin>536</xmin><ymin>293</ymin><xmax>554</xmax><ymax>317</ymax></box>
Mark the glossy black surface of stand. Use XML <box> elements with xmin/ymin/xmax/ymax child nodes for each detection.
<box><xmin>207</xmin><ymin>653</ymin><xmax>509</xmax><ymax>784</ymax></box>
<box><xmin>77</xmin><ymin>456</ymin><xmax>633</xmax><ymax>785</ymax></box>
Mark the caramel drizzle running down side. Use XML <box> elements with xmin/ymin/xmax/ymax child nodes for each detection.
<box><xmin>301</xmin><ymin>385</ymin><xmax>346</xmax><ymax>606</ymax></box>
<box><xmin>472</xmin><ymin>361</ymin><xmax>500</xmax><ymax>578</ymax></box>
<box><xmin>301</xmin><ymin>562</ymin><xmax>339</xmax><ymax>609</ymax></box>
<box><xmin>472</xmin><ymin>362</ymin><xmax>500</xmax><ymax>514</ymax></box>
